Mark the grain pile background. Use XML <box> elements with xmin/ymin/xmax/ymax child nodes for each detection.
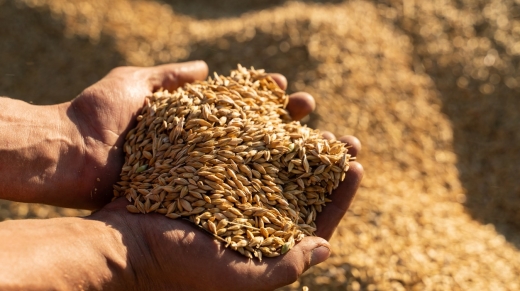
<box><xmin>1</xmin><ymin>0</ymin><xmax>520</xmax><ymax>290</ymax></box>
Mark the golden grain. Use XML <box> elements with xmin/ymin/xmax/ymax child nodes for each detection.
<box><xmin>113</xmin><ymin>66</ymin><xmax>350</xmax><ymax>259</ymax></box>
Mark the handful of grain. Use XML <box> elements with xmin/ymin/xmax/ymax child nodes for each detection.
<box><xmin>113</xmin><ymin>65</ymin><xmax>351</xmax><ymax>260</ymax></box>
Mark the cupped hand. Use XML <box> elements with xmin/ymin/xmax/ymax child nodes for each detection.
<box><xmin>90</xmin><ymin>74</ymin><xmax>363</xmax><ymax>290</ymax></box>
<box><xmin>96</xmin><ymin>145</ymin><xmax>361</xmax><ymax>291</ymax></box>
<box><xmin>67</xmin><ymin>62</ymin><xmax>208</xmax><ymax>209</ymax></box>
<box><xmin>67</xmin><ymin>63</ymin><xmax>356</xmax><ymax>211</ymax></box>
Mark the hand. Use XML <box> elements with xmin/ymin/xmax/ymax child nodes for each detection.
<box><xmin>91</xmin><ymin>77</ymin><xmax>363</xmax><ymax>290</ymax></box>
<box><xmin>67</xmin><ymin>61</ymin><xmax>209</xmax><ymax>209</ymax></box>
<box><xmin>65</xmin><ymin>65</ymin><xmax>356</xmax><ymax>211</ymax></box>
<box><xmin>96</xmin><ymin>146</ymin><xmax>361</xmax><ymax>291</ymax></box>
<box><xmin>0</xmin><ymin>61</ymin><xmax>209</xmax><ymax>209</ymax></box>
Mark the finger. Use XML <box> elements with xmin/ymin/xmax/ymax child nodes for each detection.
<box><xmin>339</xmin><ymin>135</ymin><xmax>361</xmax><ymax>157</ymax></box>
<box><xmin>263</xmin><ymin>237</ymin><xmax>330</xmax><ymax>290</ymax></box>
<box><xmin>146</xmin><ymin>61</ymin><xmax>209</xmax><ymax>92</ymax></box>
<box><xmin>286</xmin><ymin>92</ymin><xmax>315</xmax><ymax>121</ymax></box>
<box><xmin>314</xmin><ymin>161</ymin><xmax>364</xmax><ymax>240</ymax></box>
<box><xmin>155</xmin><ymin>218</ymin><xmax>330</xmax><ymax>291</ymax></box>
<box><xmin>269</xmin><ymin>73</ymin><xmax>287</xmax><ymax>90</ymax></box>
<box><xmin>322</xmin><ymin>131</ymin><xmax>336</xmax><ymax>140</ymax></box>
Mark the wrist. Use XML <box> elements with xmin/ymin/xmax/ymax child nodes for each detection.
<box><xmin>90</xmin><ymin>200</ymin><xmax>156</xmax><ymax>290</ymax></box>
<box><xmin>0</xmin><ymin>98</ymin><xmax>89</xmax><ymax>207</ymax></box>
<box><xmin>65</xmin><ymin>100</ymin><xmax>121</xmax><ymax>209</ymax></box>
<box><xmin>87</xmin><ymin>208</ymin><xmax>141</xmax><ymax>291</ymax></box>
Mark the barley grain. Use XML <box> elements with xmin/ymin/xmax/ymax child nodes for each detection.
<box><xmin>113</xmin><ymin>66</ymin><xmax>351</xmax><ymax>258</ymax></box>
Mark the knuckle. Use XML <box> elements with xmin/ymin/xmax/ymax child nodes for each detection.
<box><xmin>281</xmin><ymin>263</ymin><xmax>301</xmax><ymax>286</ymax></box>
<box><xmin>109</xmin><ymin>66</ymin><xmax>138</xmax><ymax>76</ymax></box>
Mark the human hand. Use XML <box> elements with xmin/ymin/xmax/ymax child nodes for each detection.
<box><xmin>91</xmin><ymin>77</ymin><xmax>363</xmax><ymax>290</ymax></box>
<box><xmin>64</xmin><ymin>65</ymin><xmax>360</xmax><ymax>211</ymax></box>
<box><xmin>67</xmin><ymin>61</ymin><xmax>209</xmax><ymax>209</ymax></box>
<box><xmin>95</xmin><ymin>144</ymin><xmax>361</xmax><ymax>291</ymax></box>
<box><xmin>0</xmin><ymin>61</ymin><xmax>207</xmax><ymax>209</ymax></box>
<box><xmin>0</xmin><ymin>153</ymin><xmax>361</xmax><ymax>291</ymax></box>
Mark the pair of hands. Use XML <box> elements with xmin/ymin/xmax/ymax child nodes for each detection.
<box><xmin>28</xmin><ymin>61</ymin><xmax>364</xmax><ymax>290</ymax></box>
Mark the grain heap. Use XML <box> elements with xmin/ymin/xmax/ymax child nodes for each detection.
<box><xmin>113</xmin><ymin>65</ymin><xmax>350</xmax><ymax>259</ymax></box>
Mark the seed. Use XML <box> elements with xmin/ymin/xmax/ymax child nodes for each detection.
<box><xmin>176</xmin><ymin>198</ymin><xmax>191</xmax><ymax>212</ymax></box>
<box><xmin>126</xmin><ymin>204</ymin><xmax>140</xmax><ymax>214</ymax></box>
<box><xmin>135</xmin><ymin>164</ymin><xmax>148</xmax><ymax>173</ymax></box>
<box><xmin>165</xmin><ymin>213</ymin><xmax>181</xmax><ymax>219</ymax></box>
<box><xmin>281</xmin><ymin>242</ymin><xmax>291</xmax><ymax>255</ymax></box>
<box><xmin>190</xmin><ymin>207</ymin><xmax>206</xmax><ymax>215</ymax></box>
<box><xmin>207</xmin><ymin>220</ymin><xmax>217</xmax><ymax>234</ymax></box>
<box><xmin>216</xmin><ymin>219</ymin><xmax>228</xmax><ymax>230</ymax></box>
<box><xmin>149</xmin><ymin>202</ymin><xmax>161</xmax><ymax>212</ymax></box>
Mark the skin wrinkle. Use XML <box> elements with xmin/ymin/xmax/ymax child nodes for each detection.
<box><xmin>66</xmin><ymin>101</ymin><xmax>94</xmax><ymax>206</ymax></box>
<box><xmin>84</xmin><ymin>81</ymin><xmax>141</xmax><ymax>147</ymax></box>
<box><xmin>8</xmin><ymin>143</ymin><xmax>49</xmax><ymax>186</ymax></box>
<box><xmin>115</xmin><ymin>86</ymin><xmax>144</xmax><ymax>131</ymax></box>
<box><xmin>69</xmin><ymin>93</ymin><xmax>124</xmax><ymax>206</ymax></box>
<box><xmin>0</xmin><ymin>100</ymin><xmax>73</xmax><ymax>202</ymax></box>
<box><xmin>134</xmin><ymin>215</ymin><xmax>176</xmax><ymax>290</ymax></box>
<box><xmin>87</xmin><ymin>102</ymin><xmax>120</xmax><ymax>146</ymax></box>
<box><xmin>247</xmin><ymin>261</ymin><xmax>272</xmax><ymax>290</ymax></box>
<box><xmin>163</xmin><ymin>68</ymin><xmax>181</xmax><ymax>90</ymax></box>
<box><xmin>115</xmin><ymin>222</ymin><xmax>142</xmax><ymax>291</ymax></box>
<box><xmin>97</xmin><ymin>228</ymin><xmax>130</xmax><ymax>290</ymax></box>
<box><xmin>90</xmin><ymin>210</ymin><xmax>142</xmax><ymax>291</ymax></box>
<box><xmin>53</xmin><ymin>104</ymin><xmax>67</xmax><ymax>193</ymax></box>
<box><xmin>148</xmin><ymin>70</ymin><xmax>171</xmax><ymax>92</ymax></box>
<box><xmin>283</xmin><ymin>261</ymin><xmax>300</xmax><ymax>289</ymax></box>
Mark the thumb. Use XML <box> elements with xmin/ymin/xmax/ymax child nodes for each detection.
<box><xmin>268</xmin><ymin>237</ymin><xmax>331</xmax><ymax>289</ymax></box>
<box><xmin>146</xmin><ymin>61</ymin><xmax>209</xmax><ymax>92</ymax></box>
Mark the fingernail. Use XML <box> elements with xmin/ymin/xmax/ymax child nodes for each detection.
<box><xmin>310</xmin><ymin>246</ymin><xmax>330</xmax><ymax>266</ymax></box>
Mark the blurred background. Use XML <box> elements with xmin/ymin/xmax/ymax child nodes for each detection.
<box><xmin>1</xmin><ymin>0</ymin><xmax>520</xmax><ymax>289</ymax></box>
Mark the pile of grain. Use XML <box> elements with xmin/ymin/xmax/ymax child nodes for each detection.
<box><xmin>2</xmin><ymin>0</ymin><xmax>520</xmax><ymax>290</ymax></box>
<box><xmin>114</xmin><ymin>66</ymin><xmax>350</xmax><ymax>259</ymax></box>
